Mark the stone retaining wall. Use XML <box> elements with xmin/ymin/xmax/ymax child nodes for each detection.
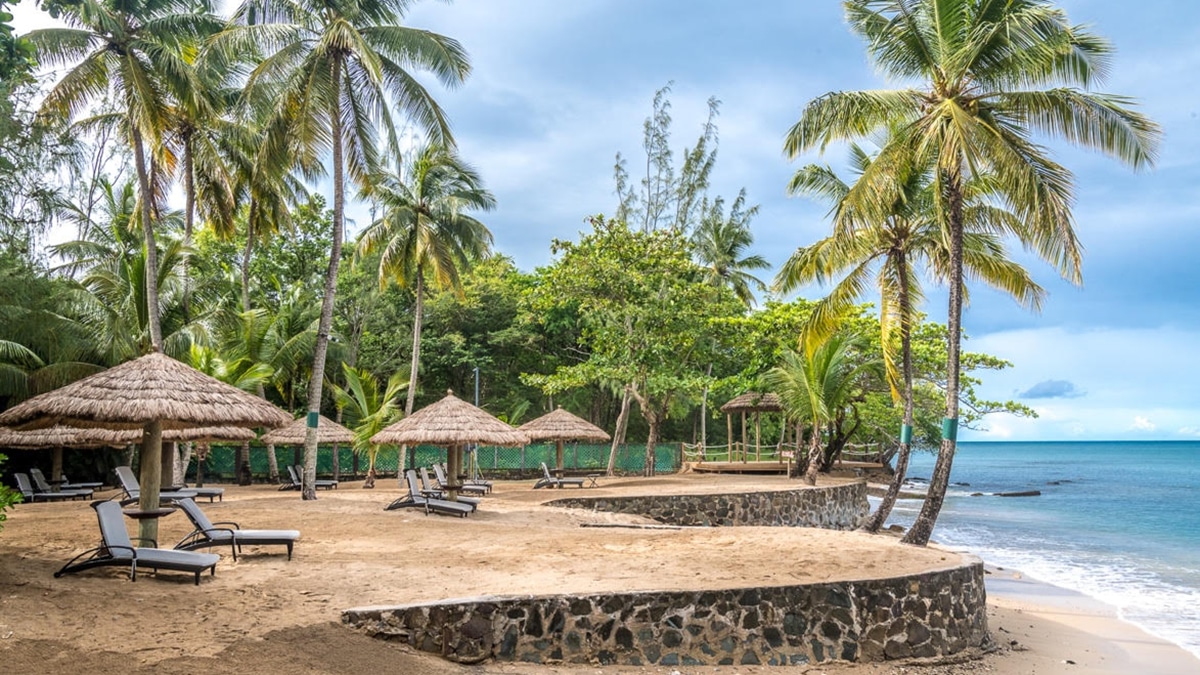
<box><xmin>344</xmin><ymin>559</ymin><xmax>988</xmax><ymax>666</ymax></box>
<box><xmin>544</xmin><ymin>481</ymin><xmax>869</xmax><ymax>530</ymax></box>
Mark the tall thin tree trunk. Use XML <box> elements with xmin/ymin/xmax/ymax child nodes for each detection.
<box><xmin>699</xmin><ymin>363</ymin><xmax>712</xmax><ymax>455</ymax></box>
<box><xmin>405</xmin><ymin>269</ymin><xmax>424</xmax><ymax>416</ymax></box>
<box><xmin>241</xmin><ymin>214</ymin><xmax>255</xmax><ymax>313</ymax></box>
<box><xmin>606</xmin><ymin>386</ymin><xmax>632</xmax><ymax>476</ymax></box>
<box><xmin>904</xmin><ymin>170</ymin><xmax>965</xmax><ymax>546</ymax></box>
<box><xmin>301</xmin><ymin>61</ymin><xmax>346</xmax><ymax>501</ymax></box>
<box><xmin>131</xmin><ymin>128</ymin><xmax>163</xmax><ymax>351</ymax></box>
<box><xmin>864</xmin><ymin>252</ymin><xmax>916</xmax><ymax>533</ymax></box>
<box><xmin>802</xmin><ymin>424</ymin><xmax>822</xmax><ymax>485</ymax></box>
<box><xmin>182</xmin><ymin>138</ymin><xmax>194</xmax><ymax>323</ymax></box>
<box><xmin>644</xmin><ymin>415</ymin><xmax>659</xmax><ymax>477</ymax></box>
<box><xmin>259</xmin><ymin>383</ymin><xmax>278</xmax><ymax>482</ymax></box>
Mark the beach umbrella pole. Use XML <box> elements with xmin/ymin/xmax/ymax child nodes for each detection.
<box><xmin>556</xmin><ymin>439</ymin><xmax>564</xmax><ymax>472</ymax></box>
<box><xmin>138</xmin><ymin>420</ymin><xmax>163</xmax><ymax>543</ymax></box>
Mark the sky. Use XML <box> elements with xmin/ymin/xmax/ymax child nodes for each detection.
<box><xmin>13</xmin><ymin>1</ymin><xmax>1200</xmax><ymax>442</ymax></box>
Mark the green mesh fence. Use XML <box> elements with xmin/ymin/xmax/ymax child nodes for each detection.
<box><xmin>187</xmin><ymin>443</ymin><xmax>681</xmax><ymax>482</ymax></box>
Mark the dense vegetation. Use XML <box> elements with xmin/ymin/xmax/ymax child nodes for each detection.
<box><xmin>0</xmin><ymin>0</ymin><xmax>1156</xmax><ymax>540</ymax></box>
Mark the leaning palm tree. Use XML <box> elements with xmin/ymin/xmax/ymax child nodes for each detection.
<box><xmin>779</xmin><ymin>135</ymin><xmax>1045</xmax><ymax>533</ymax></box>
<box><xmin>765</xmin><ymin>332</ymin><xmax>880</xmax><ymax>485</ymax></box>
<box><xmin>357</xmin><ymin>143</ymin><xmax>495</xmax><ymax>417</ymax></box>
<box><xmin>28</xmin><ymin>0</ymin><xmax>222</xmax><ymax>351</ymax></box>
<box><xmin>219</xmin><ymin>0</ymin><xmax>471</xmax><ymax>499</ymax></box>
<box><xmin>691</xmin><ymin>189</ymin><xmax>769</xmax><ymax>307</ymax></box>
<box><xmin>784</xmin><ymin>0</ymin><xmax>1159</xmax><ymax>545</ymax></box>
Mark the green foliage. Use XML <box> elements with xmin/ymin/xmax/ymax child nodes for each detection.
<box><xmin>329</xmin><ymin>363</ymin><xmax>406</xmax><ymax>472</ymax></box>
<box><xmin>0</xmin><ymin>451</ymin><xmax>20</xmax><ymax>531</ymax></box>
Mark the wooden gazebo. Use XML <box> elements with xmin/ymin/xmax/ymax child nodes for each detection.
<box><xmin>719</xmin><ymin>392</ymin><xmax>783</xmax><ymax>462</ymax></box>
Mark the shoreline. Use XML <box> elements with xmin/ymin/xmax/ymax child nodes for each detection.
<box><xmin>979</xmin><ymin>565</ymin><xmax>1200</xmax><ymax>674</ymax></box>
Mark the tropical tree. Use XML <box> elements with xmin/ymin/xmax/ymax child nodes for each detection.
<box><xmin>221</xmin><ymin>0</ymin><xmax>471</xmax><ymax>499</ymax></box>
<box><xmin>28</xmin><ymin>0</ymin><xmax>222</xmax><ymax>351</ymax></box>
<box><xmin>357</xmin><ymin>143</ymin><xmax>495</xmax><ymax>418</ymax></box>
<box><xmin>329</xmin><ymin>363</ymin><xmax>406</xmax><ymax>486</ymax></box>
<box><xmin>691</xmin><ymin>189</ymin><xmax>768</xmax><ymax>307</ymax></box>
<box><xmin>784</xmin><ymin>0</ymin><xmax>1159</xmax><ymax>545</ymax></box>
<box><xmin>765</xmin><ymin>332</ymin><xmax>881</xmax><ymax>485</ymax></box>
<box><xmin>779</xmin><ymin>136</ymin><xmax>1045</xmax><ymax>532</ymax></box>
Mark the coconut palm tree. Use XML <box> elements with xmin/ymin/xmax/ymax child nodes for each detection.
<box><xmin>765</xmin><ymin>332</ymin><xmax>881</xmax><ymax>485</ymax></box>
<box><xmin>779</xmin><ymin>135</ymin><xmax>1045</xmax><ymax>533</ymax></box>
<box><xmin>691</xmin><ymin>189</ymin><xmax>769</xmax><ymax>307</ymax></box>
<box><xmin>329</xmin><ymin>363</ymin><xmax>406</xmax><ymax>486</ymax></box>
<box><xmin>219</xmin><ymin>0</ymin><xmax>471</xmax><ymax>499</ymax></box>
<box><xmin>357</xmin><ymin>143</ymin><xmax>495</xmax><ymax>418</ymax></box>
<box><xmin>28</xmin><ymin>0</ymin><xmax>222</xmax><ymax>351</ymax></box>
<box><xmin>784</xmin><ymin>0</ymin><xmax>1159</xmax><ymax>545</ymax></box>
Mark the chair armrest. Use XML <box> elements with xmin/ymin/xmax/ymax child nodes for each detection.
<box><xmin>131</xmin><ymin>536</ymin><xmax>158</xmax><ymax>548</ymax></box>
<box><xmin>209</xmin><ymin>520</ymin><xmax>242</xmax><ymax>530</ymax></box>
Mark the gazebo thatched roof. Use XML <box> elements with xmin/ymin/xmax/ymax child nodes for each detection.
<box><xmin>720</xmin><ymin>392</ymin><xmax>783</xmax><ymax>414</ymax></box>
<box><xmin>518</xmin><ymin>407</ymin><xmax>611</xmax><ymax>442</ymax></box>
<box><xmin>371</xmin><ymin>391</ymin><xmax>528</xmax><ymax>447</ymax></box>
<box><xmin>0</xmin><ymin>425</ymin><xmax>131</xmax><ymax>448</ymax></box>
<box><xmin>261</xmin><ymin>415</ymin><xmax>354</xmax><ymax>446</ymax></box>
<box><xmin>164</xmin><ymin>426</ymin><xmax>258</xmax><ymax>443</ymax></box>
<box><xmin>0</xmin><ymin>352</ymin><xmax>293</xmax><ymax>431</ymax></box>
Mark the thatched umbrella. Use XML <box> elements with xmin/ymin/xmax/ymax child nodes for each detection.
<box><xmin>262</xmin><ymin>414</ymin><xmax>355</xmax><ymax>485</ymax></box>
<box><xmin>0</xmin><ymin>351</ymin><xmax>290</xmax><ymax>541</ymax></box>
<box><xmin>371</xmin><ymin>391</ymin><xmax>528</xmax><ymax>500</ymax></box>
<box><xmin>518</xmin><ymin>406</ymin><xmax>610</xmax><ymax>473</ymax></box>
<box><xmin>0</xmin><ymin>426</ymin><xmax>132</xmax><ymax>486</ymax></box>
<box><xmin>720</xmin><ymin>392</ymin><xmax>783</xmax><ymax>462</ymax></box>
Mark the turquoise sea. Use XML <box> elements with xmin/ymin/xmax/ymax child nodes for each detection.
<box><xmin>884</xmin><ymin>441</ymin><xmax>1200</xmax><ymax>658</ymax></box>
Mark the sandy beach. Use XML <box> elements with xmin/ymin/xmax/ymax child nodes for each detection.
<box><xmin>1</xmin><ymin>473</ymin><xmax>1196</xmax><ymax>674</ymax></box>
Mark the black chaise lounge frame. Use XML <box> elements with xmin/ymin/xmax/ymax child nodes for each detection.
<box><xmin>418</xmin><ymin>468</ymin><xmax>480</xmax><ymax>510</ymax></box>
<box><xmin>282</xmin><ymin>465</ymin><xmax>338</xmax><ymax>491</ymax></box>
<box><xmin>113</xmin><ymin>466</ymin><xmax>199</xmax><ymax>506</ymax></box>
<box><xmin>385</xmin><ymin>470</ymin><xmax>473</xmax><ymax>517</ymax></box>
<box><xmin>30</xmin><ymin>468</ymin><xmax>94</xmax><ymax>500</ymax></box>
<box><xmin>431</xmin><ymin>464</ymin><xmax>488</xmax><ymax>497</ymax></box>
<box><xmin>173</xmin><ymin>497</ymin><xmax>300</xmax><ymax>561</ymax></box>
<box><xmin>533</xmin><ymin>462</ymin><xmax>586</xmax><ymax>489</ymax></box>
<box><xmin>55</xmin><ymin>501</ymin><xmax>220</xmax><ymax>585</ymax></box>
<box><xmin>14</xmin><ymin>473</ymin><xmax>87</xmax><ymax>502</ymax></box>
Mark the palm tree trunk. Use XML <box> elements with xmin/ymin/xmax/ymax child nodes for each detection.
<box><xmin>864</xmin><ymin>252</ymin><xmax>916</xmax><ymax>533</ymax></box>
<box><xmin>182</xmin><ymin>137</ymin><xmax>194</xmax><ymax>323</ymax></box>
<box><xmin>802</xmin><ymin>424</ymin><xmax>822</xmax><ymax>485</ymax></box>
<box><xmin>131</xmin><ymin>127</ymin><xmax>163</xmax><ymax>351</ymax></box>
<box><xmin>644</xmin><ymin>414</ymin><xmax>659</xmax><ymax>477</ymax></box>
<box><xmin>606</xmin><ymin>385</ymin><xmax>632</xmax><ymax>476</ymax></box>
<box><xmin>301</xmin><ymin>61</ymin><xmax>346</xmax><ymax>500</ymax></box>
<box><xmin>241</xmin><ymin>212</ymin><xmax>255</xmax><ymax>313</ymax></box>
<box><xmin>405</xmin><ymin>268</ymin><xmax>424</xmax><ymax>416</ymax></box>
<box><xmin>904</xmin><ymin>170</ymin><xmax>965</xmax><ymax>546</ymax></box>
<box><xmin>259</xmin><ymin>384</ymin><xmax>279</xmax><ymax>482</ymax></box>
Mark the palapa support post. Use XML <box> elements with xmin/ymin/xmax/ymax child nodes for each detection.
<box><xmin>555</xmin><ymin>439</ymin><xmax>565</xmax><ymax>472</ymax></box>
<box><xmin>726</xmin><ymin>413</ymin><xmax>733</xmax><ymax>462</ymax></box>
<box><xmin>50</xmin><ymin>446</ymin><xmax>63</xmax><ymax>492</ymax></box>
<box><xmin>754</xmin><ymin>411</ymin><xmax>762</xmax><ymax>462</ymax></box>
<box><xmin>740</xmin><ymin>411</ymin><xmax>748</xmax><ymax>463</ymax></box>
<box><xmin>138</xmin><ymin>420</ymin><xmax>163</xmax><ymax>544</ymax></box>
<box><xmin>160</xmin><ymin>440</ymin><xmax>176</xmax><ymax>489</ymax></box>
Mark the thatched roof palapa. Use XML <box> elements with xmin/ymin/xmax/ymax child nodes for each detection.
<box><xmin>0</xmin><ymin>425</ymin><xmax>133</xmax><ymax>448</ymax></box>
<box><xmin>371</xmin><ymin>391</ymin><xmax>528</xmax><ymax>447</ymax></box>
<box><xmin>0</xmin><ymin>352</ymin><xmax>292</xmax><ymax>431</ymax></box>
<box><xmin>261</xmin><ymin>415</ymin><xmax>354</xmax><ymax>446</ymax></box>
<box><xmin>720</xmin><ymin>392</ymin><xmax>783</xmax><ymax>414</ymax></box>
<box><xmin>164</xmin><ymin>426</ymin><xmax>258</xmax><ymax>443</ymax></box>
<box><xmin>518</xmin><ymin>407</ymin><xmax>611</xmax><ymax>442</ymax></box>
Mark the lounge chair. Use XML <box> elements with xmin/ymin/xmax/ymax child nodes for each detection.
<box><xmin>278</xmin><ymin>465</ymin><xmax>301</xmax><ymax>490</ymax></box>
<box><xmin>385</xmin><ymin>470</ymin><xmax>472</xmax><ymax>517</ymax></box>
<box><xmin>533</xmin><ymin>462</ymin><xmax>586</xmax><ymax>489</ymax></box>
<box><xmin>14</xmin><ymin>473</ymin><xmax>83</xmax><ymax>502</ymax></box>
<box><xmin>418</xmin><ymin>468</ymin><xmax>480</xmax><ymax>509</ymax></box>
<box><xmin>30</xmin><ymin>468</ymin><xmax>94</xmax><ymax>499</ymax></box>
<box><xmin>284</xmin><ymin>461</ymin><xmax>333</xmax><ymax>487</ymax></box>
<box><xmin>441</xmin><ymin>459</ymin><xmax>493</xmax><ymax>493</ymax></box>
<box><xmin>431</xmin><ymin>464</ymin><xmax>487</xmax><ymax>497</ymax></box>
<box><xmin>54</xmin><ymin>501</ymin><xmax>220</xmax><ymax>585</ymax></box>
<box><xmin>114</xmin><ymin>466</ymin><xmax>198</xmax><ymax>506</ymax></box>
<box><xmin>173</xmin><ymin>498</ymin><xmax>299</xmax><ymax>561</ymax></box>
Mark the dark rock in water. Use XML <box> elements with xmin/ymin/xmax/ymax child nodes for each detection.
<box><xmin>994</xmin><ymin>490</ymin><xmax>1041</xmax><ymax>497</ymax></box>
<box><xmin>887</xmin><ymin>524</ymin><xmax>905</xmax><ymax>533</ymax></box>
<box><xmin>971</xmin><ymin>492</ymin><xmax>984</xmax><ymax>497</ymax></box>
<box><xmin>952</xmin><ymin>482</ymin><xmax>971</xmax><ymax>487</ymax></box>
<box><xmin>909</xmin><ymin>477</ymin><xmax>928</xmax><ymax>483</ymax></box>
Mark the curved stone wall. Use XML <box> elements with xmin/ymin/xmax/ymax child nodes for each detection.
<box><xmin>344</xmin><ymin>559</ymin><xmax>989</xmax><ymax>666</ymax></box>
<box><xmin>543</xmin><ymin>481</ymin><xmax>869</xmax><ymax>530</ymax></box>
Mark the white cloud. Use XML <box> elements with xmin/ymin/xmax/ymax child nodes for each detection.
<box><xmin>1131</xmin><ymin>416</ymin><xmax>1157</xmax><ymax>432</ymax></box>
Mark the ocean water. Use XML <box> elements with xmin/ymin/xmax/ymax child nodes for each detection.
<box><xmin>883</xmin><ymin>441</ymin><xmax>1200</xmax><ymax>658</ymax></box>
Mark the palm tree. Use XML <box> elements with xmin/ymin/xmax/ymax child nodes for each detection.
<box><xmin>691</xmin><ymin>189</ymin><xmax>769</xmax><ymax>307</ymax></box>
<box><xmin>221</xmin><ymin>0</ymin><xmax>471</xmax><ymax>499</ymax></box>
<box><xmin>329</xmin><ymin>363</ymin><xmax>406</xmax><ymax>486</ymax></box>
<box><xmin>28</xmin><ymin>0</ymin><xmax>222</xmax><ymax>351</ymax></box>
<box><xmin>357</xmin><ymin>143</ymin><xmax>495</xmax><ymax>418</ymax></box>
<box><xmin>779</xmin><ymin>136</ymin><xmax>1045</xmax><ymax>533</ymax></box>
<box><xmin>784</xmin><ymin>0</ymin><xmax>1159</xmax><ymax>545</ymax></box>
<box><xmin>765</xmin><ymin>332</ymin><xmax>880</xmax><ymax>485</ymax></box>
